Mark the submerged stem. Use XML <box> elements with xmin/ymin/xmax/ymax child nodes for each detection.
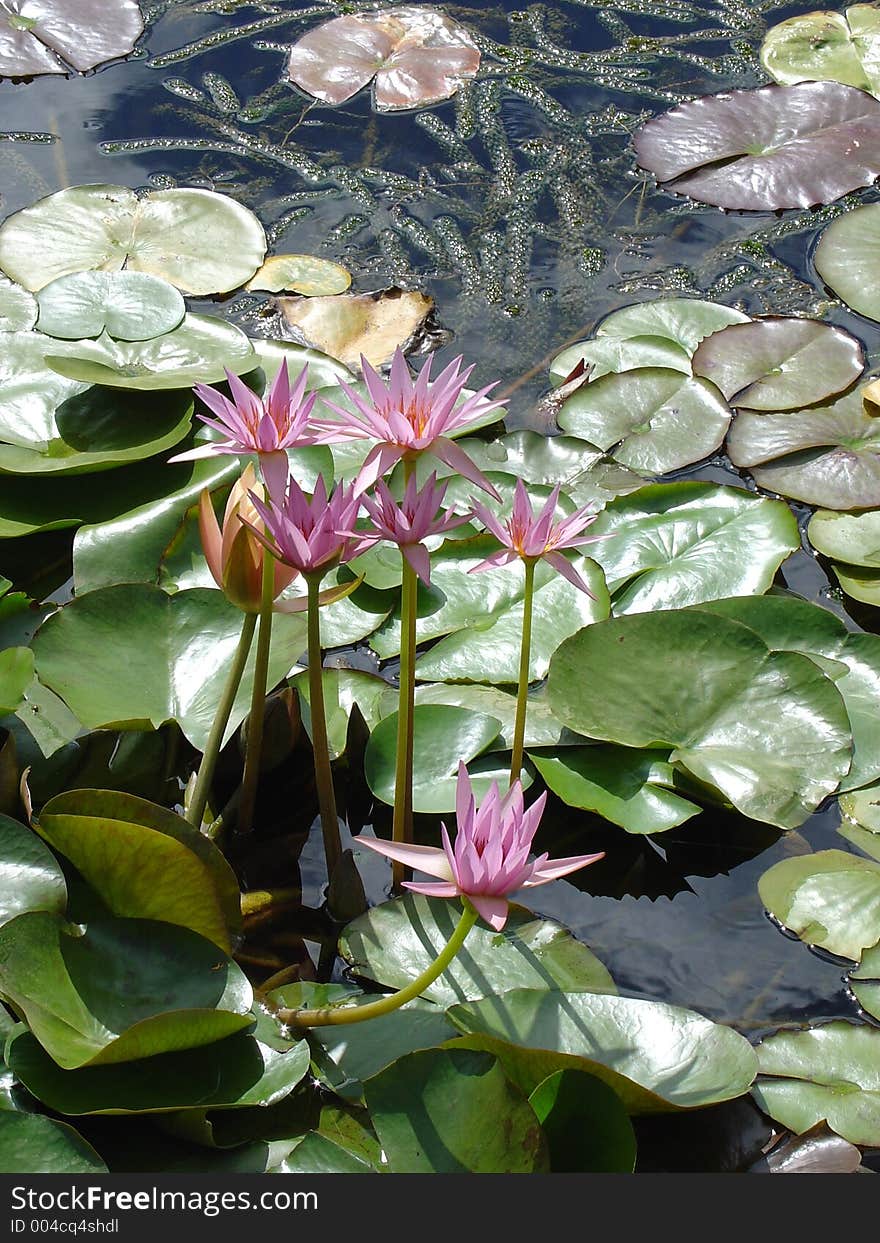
<box><xmin>277</xmin><ymin>902</ymin><xmax>478</xmax><ymax>1029</ymax></box>
<box><xmin>238</xmin><ymin>552</ymin><xmax>275</xmax><ymax>833</ymax></box>
<box><xmin>392</xmin><ymin>552</ymin><xmax>418</xmax><ymax>890</ymax></box>
<box><xmin>509</xmin><ymin>558</ymin><xmax>536</xmax><ymax>786</ymax></box>
<box><xmin>187</xmin><ymin>611</ymin><xmax>257</xmax><ymax>830</ymax></box>
<box><xmin>307</xmin><ymin>572</ymin><xmax>342</xmax><ymax>881</ymax></box>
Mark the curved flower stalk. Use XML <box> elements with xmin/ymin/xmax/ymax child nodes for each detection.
<box><xmin>469</xmin><ymin>481</ymin><xmax>603</xmax><ymax>784</ymax></box>
<box><xmin>275</xmin><ymin>764</ymin><xmax>603</xmax><ymax>1030</ymax></box>
<box><xmin>245</xmin><ymin>476</ymin><xmax>372</xmax><ymax>879</ymax></box>
<box><xmin>310</xmin><ymin>347</ymin><xmax>506</xmax><ymax>496</ymax></box>
<box><xmin>341</xmin><ymin>473</ymin><xmax>467</xmax><ymax>886</ymax></box>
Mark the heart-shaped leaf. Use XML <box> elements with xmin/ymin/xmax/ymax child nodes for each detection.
<box><xmin>549</xmin><ymin>335</ymin><xmax>691</xmax><ymax>385</ymax></box>
<box><xmin>0</xmin><ymin>813</ymin><xmax>66</xmax><ymax>929</ymax></box>
<box><xmin>0</xmin><ymin>1113</ymin><xmax>106</xmax><ymax>1173</ymax></box>
<box><xmin>761</xmin><ymin>6</ymin><xmax>880</xmax><ymax>96</ymax></box>
<box><xmin>758</xmin><ymin>849</ymin><xmax>880</xmax><ymax>961</ymax></box>
<box><xmin>36</xmin><ymin>271</ymin><xmax>186</xmax><ymax>342</ymax></box>
<box><xmin>595</xmin><ymin>298</ymin><xmax>750</xmax><ymax>353</ymax></box>
<box><xmin>814</xmin><ymin>201</ymin><xmax>880</xmax><ymax>322</ymax></box>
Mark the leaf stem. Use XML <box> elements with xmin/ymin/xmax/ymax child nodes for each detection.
<box><xmin>187</xmin><ymin>611</ymin><xmax>257</xmax><ymax>829</ymax></box>
<box><xmin>238</xmin><ymin>551</ymin><xmax>275</xmax><ymax>833</ymax></box>
<box><xmin>392</xmin><ymin>552</ymin><xmax>418</xmax><ymax>890</ymax></box>
<box><xmin>307</xmin><ymin>572</ymin><xmax>342</xmax><ymax>881</ymax></box>
<box><xmin>509</xmin><ymin>557</ymin><xmax>535</xmax><ymax>786</ymax></box>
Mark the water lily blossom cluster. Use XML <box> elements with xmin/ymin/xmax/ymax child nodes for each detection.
<box><xmin>355</xmin><ymin>762</ymin><xmax>605</xmax><ymax>931</ymax></box>
<box><xmin>348</xmin><ymin>472</ymin><xmax>467</xmax><ymax>584</ymax></box>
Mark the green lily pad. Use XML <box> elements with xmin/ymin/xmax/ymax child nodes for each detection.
<box><xmin>529</xmin><ymin>746</ymin><xmax>702</xmax><ymax>834</ymax></box>
<box><xmin>761</xmin><ymin>5</ymin><xmax>880</xmax><ymax>94</ymax></box>
<box><xmin>849</xmin><ymin>943</ymin><xmax>880</xmax><ymax>1020</ymax></box>
<box><xmin>758</xmin><ymin>849</ymin><xmax>880</xmax><ymax>961</ymax></box>
<box><xmin>6</xmin><ymin>1028</ymin><xmax>309</xmax><ymax>1116</ymax></box>
<box><xmin>753</xmin><ymin>1021</ymin><xmax>880</xmax><ymax>1146</ymax></box>
<box><xmin>0</xmin><ymin>185</ymin><xmax>266</xmax><ymax>296</ymax></box>
<box><xmin>36</xmin><ymin>271</ymin><xmax>186</xmax><ymax>342</ymax></box>
<box><xmin>0</xmin><ymin>330</ymin><xmax>96</xmax><ymax>450</ymax></box>
<box><xmin>547</xmin><ymin>610</ymin><xmax>852</xmax><ymax>829</ymax></box>
<box><xmin>0</xmin><ymin>647</ymin><xmax>33</xmax><ymax>716</ymax></box>
<box><xmin>246</xmin><ymin>338</ymin><xmax>353</xmax><ymax>391</ymax></box>
<box><xmin>0</xmin><ymin>276</ymin><xmax>37</xmax><ymax>333</ymax></box>
<box><xmin>529</xmin><ymin>1069</ymin><xmax>637</xmax><ymax>1172</ymax></box>
<box><xmin>35</xmin><ymin>789</ymin><xmax>241</xmax><ymax>953</ymax></box>
<box><xmin>692</xmin><ymin>317</ymin><xmax>864</xmax><ymax>411</ymax></box>
<box><xmin>0</xmin><ymin>913</ymin><xmax>254</xmax><ymax>1069</ymax></box>
<box><xmin>291</xmin><ymin>668</ymin><xmax>388</xmax><ymax>761</ymax></box>
<box><xmin>280</xmin><ymin>1132</ymin><xmax>376</xmax><ymax>1173</ymax></box>
<box><xmin>557</xmin><ymin>367</ymin><xmax>731</xmax><ymax>473</ymax></box>
<box><xmin>549</xmin><ymin>334</ymin><xmax>692</xmax><ymax>387</ymax></box>
<box><xmin>364</xmin><ymin>704</ymin><xmax>509</xmax><ymax>812</ymax></box>
<box><xmin>0</xmin><ymin>1113</ymin><xmax>106</xmax><ymax>1173</ymax></box>
<box><xmin>595</xmin><ymin>297</ymin><xmax>751</xmax><ymax>353</ymax></box>
<box><xmin>831</xmin><ymin>561</ymin><xmax>880</xmax><ymax>605</ymax></box>
<box><xmin>448</xmin><ymin>990</ymin><xmax>758</xmax><ymax>1112</ymax></box>
<box><xmin>398</xmin><ymin>682</ymin><xmax>578</xmax><ymax>750</ymax></box>
<box><xmin>247</xmin><ymin>254</ymin><xmax>351</xmax><ymax>296</ymax></box>
<box><xmin>588</xmin><ymin>482</ymin><xmax>799</xmax><ymax>615</ymax></box>
<box><xmin>43</xmin><ymin>314</ymin><xmax>256</xmax><ymax>390</ymax></box>
<box><xmin>363</xmin><ymin>1047</ymin><xmax>549</xmax><ymax>1173</ymax></box>
<box><xmin>0</xmin><ymin>813</ymin><xmax>67</xmax><ymax>930</ymax></box>
<box><xmin>339</xmin><ymin>893</ymin><xmax>616</xmax><ymax>1007</ymax></box>
<box><xmin>32</xmin><ymin>585</ymin><xmax>308</xmax><ymax>752</ymax></box>
<box><xmin>815</xmin><ymin>202</ymin><xmax>880</xmax><ymax>321</ymax></box>
<box><xmin>840</xmin><ymin>781</ymin><xmax>880</xmax><ymax>836</ymax></box>
<box><xmin>727</xmin><ymin>386</ymin><xmax>880</xmax><ymax>510</ymax></box>
<box><xmin>808</xmin><ymin>508</ymin><xmax>880</xmax><ymax>567</ymax></box>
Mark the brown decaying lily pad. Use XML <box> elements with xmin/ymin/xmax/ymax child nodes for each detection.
<box><xmin>0</xmin><ymin>0</ymin><xmax>144</xmax><ymax>76</ymax></box>
<box><xmin>287</xmin><ymin>6</ymin><xmax>480</xmax><ymax>112</ymax></box>
<box><xmin>633</xmin><ymin>80</ymin><xmax>880</xmax><ymax>210</ymax></box>
<box><xmin>276</xmin><ymin>287</ymin><xmax>434</xmax><ymax>371</ymax></box>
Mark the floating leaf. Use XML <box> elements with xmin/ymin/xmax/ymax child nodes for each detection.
<box><xmin>287</xmin><ymin>7</ymin><xmax>480</xmax><ymax>111</ymax></box>
<box><xmin>0</xmin><ymin>275</ymin><xmax>36</xmax><ymax>332</ymax></box>
<box><xmin>32</xmin><ymin>585</ymin><xmax>308</xmax><ymax>752</ymax></box>
<box><xmin>364</xmin><ymin>1047</ymin><xmax>548</xmax><ymax>1172</ymax></box>
<box><xmin>291</xmin><ymin>668</ymin><xmax>388</xmax><ymax>761</ymax></box>
<box><xmin>692</xmin><ymin>317</ymin><xmax>864</xmax><ymax>411</ymax></box>
<box><xmin>0</xmin><ymin>813</ymin><xmax>66</xmax><ymax>929</ymax></box>
<box><xmin>529</xmin><ymin>1070</ymin><xmax>637</xmax><ymax>1172</ymax></box>
<box><xmin>761</xmin><ymin>6</ymin><xmax>880</xmax><ymax>95</ymax></box>
<box><xmin>0</xmin><ymin>1114</ymin><xmax>106</xmax><ymax>1174</ymax></box>
<box><xmin>277</xmin><ymin>287</ymin><xmax>433</xmax><ymax>371</ymax></box>
<box><xmin>758</xmin><ymin>850</ymin><xmax>880</xmax><ymax>961</ymax></box>
<box><xmin>0</xmin><ymin>0</ymin><xmax>143</xmax><ymax>76</ymax></box>
<box><xmin>247</xmin><ymin>254</ymin><xmax>351</xmax><ymax>296</ymax></box>
<box><xmin>0</xmin><ymin>647</ymin><xmax>33</xmax><ymax>716</ymax></box>
<box><xmin>753</xmin><ymin>1022</ymin><xmax>880</xmax><ymax>1146</ymax></box>
<box><xmin>634</xmin><ymin>81</ymin><xmax>880</xmax><ymax>209</ymax></box>
<box><xmin>831</xmin><ymin>561</ymin><xmax>880</xmax><ymax>604</ymax></box>
<box><xmin>36</xmin><ymin>271</ymin><xmax>186</xmax><ymax>342</ymax></box>
<box><xmin>35</xmin><ymin>790</ymin><xmax>241</xmax><ymax>953</ymax></box>
<box><xmin>6</xmin><ymin>1029</ymin><xmax>309</xmax><ymax>1116</ymax></box>
<box><xmin>849</xmin><ymin>943</ymin><xmax>880</xmax><ymax>1020</ymax></box>
<box><xmin>399</xmin><ymin>682</ymin><xmax>577</xmax><ymax>751</ymax></box>
<box><xmin>0</xmin><ymin>185</ymin><xmax>266</xmax><ymax>295</ymax></box>
<box><xmin>588</xmin><ymin>482</ymin><xmax>799</xmax><ymax>614</ymax></box>
<box><xmin>547</xmin><ymin>610</ymin><xmax>852</xmax><ymax>829</ymax></box>
<box><xmin>448</xmin><ymin>990</ymin><xmax>758</xmax><ymax>1112</ymax></box>
<box><xmin>840</xmin><ymin>780</ymin><xmax>880</xmax><ymax>836</ymax></box>
<box><xmin>339</xmin><ymin>893</ymin><xmax>616</xmax><ymax>1007</ymax></box>
<box><xmin>727</xmin><ymin>386</ymin><xmax>880</xmax><ymax>510</ymax></box>
<box><xmin>0</xmin><ymin>913</ymin><xmax>254</xmax><ymax>1069</ymax></box>
<box><xmin>814</xmin><ymin>201</ymin><xmax>880</xmax><ymax>322</ymax></box>
<box><xmin>530</xmin><ymin>746</ymin><xmax>702</xmax><ymax>835</ymax></box>
<box><xmin>549</xmin><ymin>335</ymin><xmax>691</xmax><ymax>385</ymax></box>
<box><xmin>557</xmin><ymin>367</ymin><xmax>731</xmax><ymax>474</ymax></box>
<box><xmin>280</xmin><ymin>1132</ymin><xmax>377</xmax><ymax>1174</ymax></box>
<box><xmin>808</xmin><ymin>507</ymin><xmax>880</xmax><ymax>567</ymax></box>
<box><xmin>595</xmin><ymin>298</ymin><xmax>750</xmax><ymax>354</ymax></box>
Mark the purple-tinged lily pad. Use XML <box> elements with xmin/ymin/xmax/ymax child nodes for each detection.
<box><xmin>692</xmin><ymin>317</ymin><xmax>864</xmax><ymax>411</ymax></box>
<box><xmin>287</xmin><ymin>6</ymin><xmax>480</xmax><ymax>112</ymax></box>
<box><xmin>633</xmin><ymin>81</ymin><xmax>880</xmax><ymax>210</ymax></box>
<box><xmin>0</xmin><ymin>0</ymin><xmax>144</xmax><ymax>77</ymax></box>
<box><xmin>727</xmin><ymin>385</ymin><xmax>880</xmax><ymax>510</ymax></box>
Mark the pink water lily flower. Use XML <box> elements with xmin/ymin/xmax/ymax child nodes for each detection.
<box><xmin>170</xmin><ymin>360</ymin><xmax>319</xmax><ymax>497</ymax></box>
<box><xmin>355</xmin><ymin>761</ymin><xmax>604</xmax><ymax>930</ymax></box>
<box><xmin>310</xmin><ymin>348</ymin><xmax>506</xmax><ymax>496</ymax></box>
<box><xmin>470</xmin><ymin>480</ymin><xmax>603</xmax><ymax>596</ymax></box>
<box><xmin>244</xmin><ymin>474</ymin><xmax>371</xmax><ymax>577</ymax></box>
<box><xmin>343</xmin><ymin>472</ymin><xmax>467</xmax><ymax>584</ymax></box>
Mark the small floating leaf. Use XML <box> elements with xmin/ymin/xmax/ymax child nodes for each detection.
<box><xmin>247</xmin><ymin>254</ymin><xmax>351</xmax><ymax>296</ymax></box>
<box><xmin>277</xmin><ymin>287</ymin><xmax>433</xmax><ymax>371</ymax></box>
<box><xmin>36</xmin><ymin>271</ymin><xmax>186</xmax><ymax>342</ymax></box>
<box><xmin>761</xmin><ymin>6</ymin><xmax>880</xmax><ymax>96</ymax></box>
<box><xmin>759</xmin><ymin>849</ymin><xmax>880</xmax><ymax>960</ymax></box>
<box><xmin>595</xmin><ymin>298</ymin><xmax>750</xmax><ymax>354</ymax></box>
<box><xmin>814</xmin><ymin>202</ymin><xmax>880</xmax><ymax>322</ymax></box>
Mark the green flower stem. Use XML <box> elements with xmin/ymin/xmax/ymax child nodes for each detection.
<box><xmin>509</xmin><ymin>557</ymin><xmax>536</xmax><ymax>786</ymax></box>
<box><xmin>238</xmin><ymin>551</ymin><xmax>275</xmax><ymax>833</ymax></box>
<box><xmin>277</xmin><ymin>901</ymin><xmax>479</xmax><ymax>1029</ymax></box>
<box><xmin>306</xmin><ymin>572</ymin><xmax>342</xmax><ymax>881</ymax></box>
<box><xmin>187</xmin><ymin>611</ymin><xmax>257</xmax><ymax>829</ymax></box>
<box><xmin>392</xmin><ymin>553</ymin><xmax>418</xmax><ymax>890</ymax></box>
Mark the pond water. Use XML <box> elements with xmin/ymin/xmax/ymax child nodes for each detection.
<box><xmin>3</xmin><ymin>0</ymin><xmax>878</xmax><ymax>1040</ymax></box>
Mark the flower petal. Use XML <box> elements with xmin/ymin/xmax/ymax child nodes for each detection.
<box><xmin>466</xmin><ymin>894</ymin><xmax>509</xmax><ymax>930</ymax></box>
<box><xmin>353</xmin><ymin>835</ymin><xmax>455</xmax><ymax>881</ymax></box>
<box><xmin>523</xmin><ymin>851</ymin><xmax>605</xmax><ymax>885</ymax></box>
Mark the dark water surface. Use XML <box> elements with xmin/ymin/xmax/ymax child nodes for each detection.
<box><xmin>3</xmin><ymin>0</ymin><xmax>878</xmax><ymax>1034</ymax></box>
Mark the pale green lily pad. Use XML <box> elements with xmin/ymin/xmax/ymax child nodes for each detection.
<box><xmin>831</xmin><ymin>561</ymin><xmax>880</xmax><ymax>604</ymax></box>
<box><xmin>840</xmin><ymin>781</ymin><xmax>880</xmax><ymax>836</ymax></box>
<box><xmin>339</xmin><ymin>893</ymin><xmax>616</xmax><ymax>1007</ymax></box>
<box><xmin>247</xmin><ymin>254</ymin><xmax>351</xmax><ymax>296</ymax></box>
<box><xmin>849</xmin><ymin>943</ymin><xmax>880</xmax><ymax>1020</ymax></box>
<box><xmin>549</xmin><ymin>334</ymin><xmax>691</xmax><ymax>385</ymax></box>
<box><xmin>448</xmin><ymin>990</ymin><xmax>758</xmax><ymax>1113</ymax></box>
<box><xmin>32</xmin><ymin>585</ymin><xmax>308</xmax><ymax>752</ymax></box>
<box><xmin>547</xmin><ymin>610</ymin><xmax>852</xmax><ymax>829</ymax></box>
<box><xmin>36</xmin><ymin>270</ymin><xmax>186</xmax><ymax>342</ymax></box>
<box><xmin>0</xmin><ymin>330</ymin><xmax>92</xmax><ymax>450</ymax></box>
<box><xmin>0</xmin><ymin>1114</ymin><xmax>106</xmax><ymax>1174</ymax></box>
<box><xmin>808</xmin><ymin>508</ymin><xmax>880</xmax><ymax>567</ymax></box>
<box><xmin>815</xmin><ymin>201</ymin><xmax>880</xmax><ymax>322</ymax></box>
<box><xmin>0</xmin><ymin>275</ymin><xmax>37</xmax><ymax>332</ymax></box>
<box><xmin>557</xmin><ymin>367</ymin><xmax>731</xmax><ymax>473</ymax></box>
<box><xmin>0</xmin><ymin>185</ymin><xmax>266</xmax><ymax>296</ymax></box>
<box><xmin>761</xmin><ymin>6</ymin><xmax>880</xmax><ymax>95</ymax></box>
<box><xmin>753</xmin><ymin>1021</ymin><xmax>880</xmax><ymax>1146</ymax></box>
<box><xmin>588</xmin><ymin>482</ymin><xmax>799</xmax><ymax>615</ymax></box>
<box><xmin>43</xmin><ymin>314</ymin><xmax>256</xmax><ymax>390</ymax></box>
<box><xmin>758</xmin><ymin>850</ymin><xmax>880</xmax><ymax>960</ymax></box>
<box><xmin>530</xmin><ymin>746</ymin><xmax>702</xmax><ymax>834</ymax></box>
<box><xmin>692</xmin><ymin>317</ymin><xmax>864</xmax><ymax>411</ymax></box>
<box><xmin>595</xmin><ymin>297</ymin><xmax>750</xmax><ymax>353</ymax></box>
<box><xmin>0</xmin><ymin>912</ymin><xmax>254</xmax><ymax>1069</ymax></box>
<box><xmin>246</xmin><ymin>338</ymin><xmax>353</xmax><ymax>390</ymax></box>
